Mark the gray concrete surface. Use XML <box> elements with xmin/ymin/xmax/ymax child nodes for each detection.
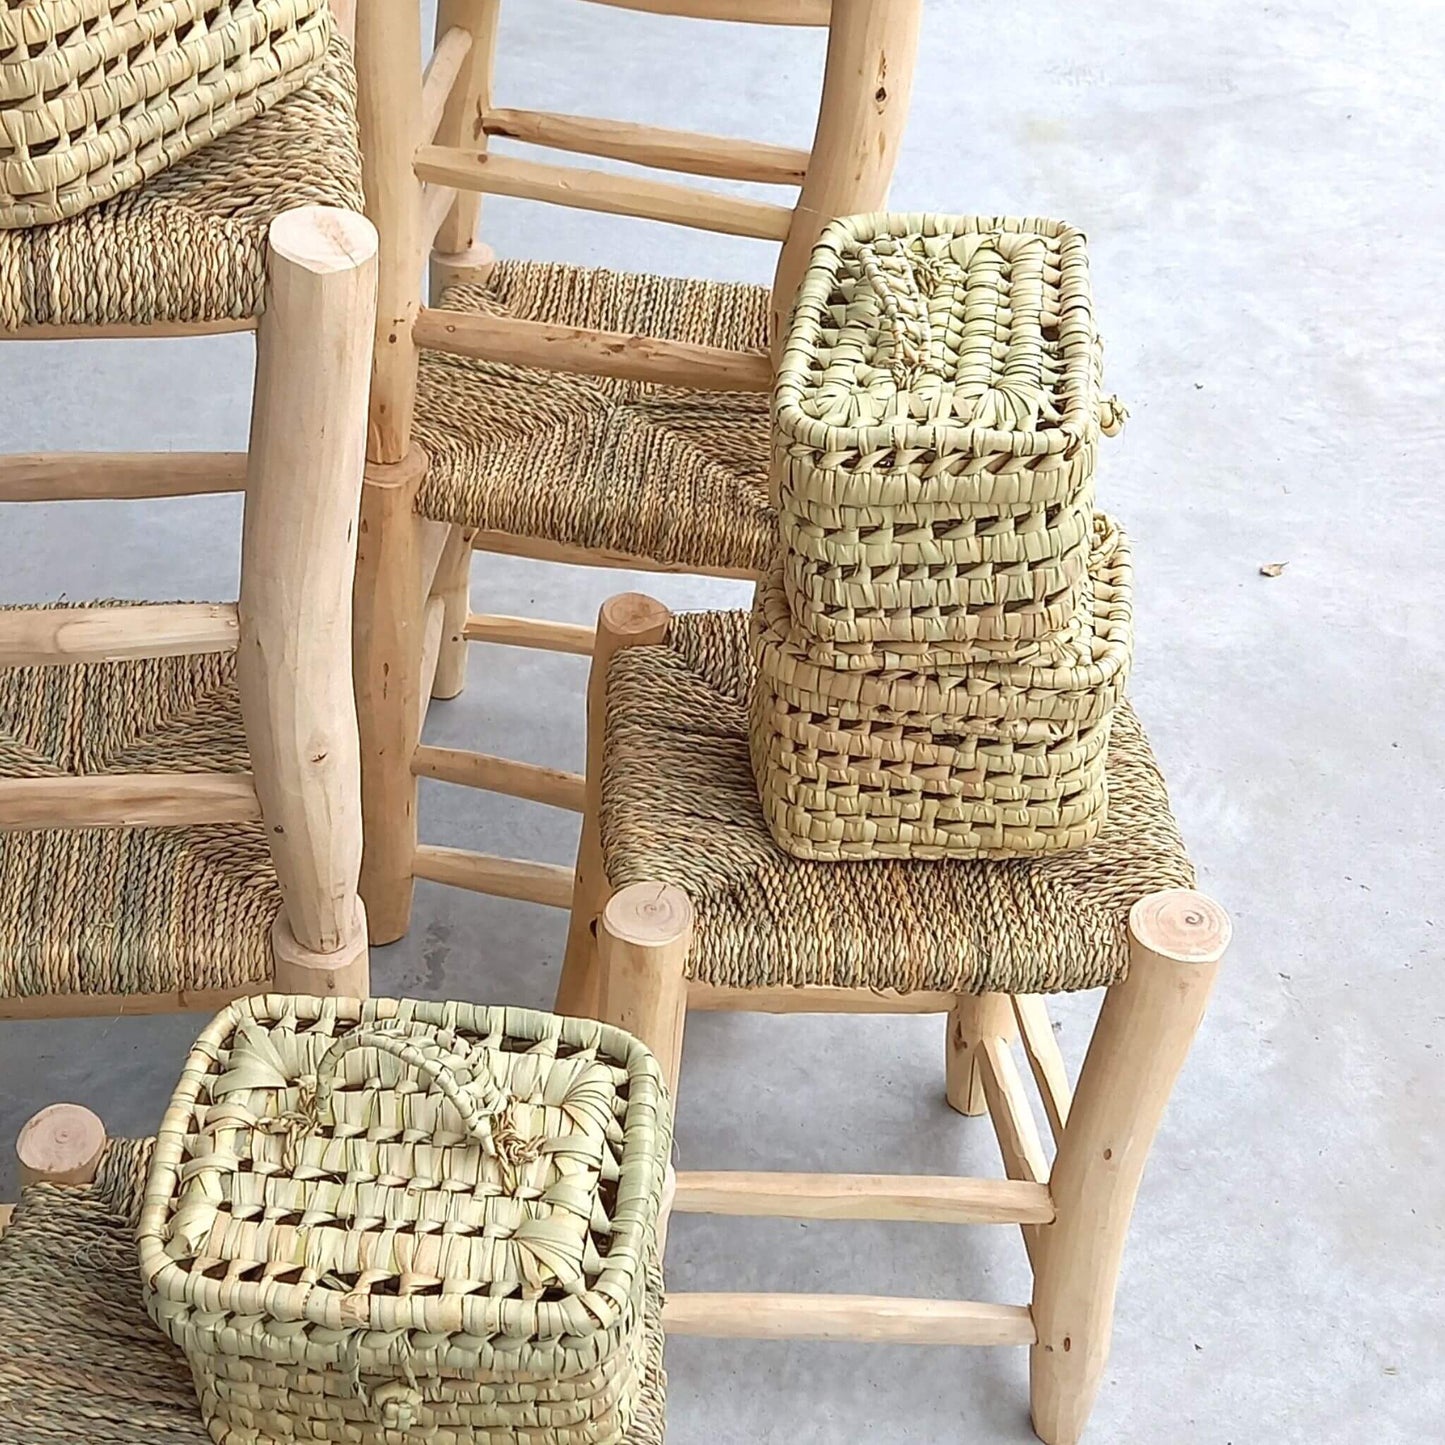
<box><xmin>2</xmin><ymin>1</ymin><xmax>1442</xmax><ymax>1440</ymax></box>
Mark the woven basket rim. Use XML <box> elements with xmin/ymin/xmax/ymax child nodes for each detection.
<box><xmin>137</xmin><ymin>993</ymin><xmax>667</xmax><ymax>1365</ymax></box>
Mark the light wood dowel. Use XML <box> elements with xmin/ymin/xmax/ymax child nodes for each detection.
<box><xmin>979</xmin><ymin>1034</ymin><xmax>1050</xmax><ymax>1186</ymax></box>
<box><xmin>1030</xmin><ymin>891</ymin><xmax>1230</xmax><ymax>1445</ymax></box>
<box><xmin>0</xmin><ymin>603</ymin><xmax>238</xmax><ymax>668</ymax></box>
<box><xmin>4</xmin><ymin>318</ymin><xmax>255</xmax><ymax>340</ymax></box>
<box><xmin>420</xmin><ymin>25</ymin><xmax>474</xmax><ymax>143</ymax></box>
<box><xmin>1014</xmin><ymin>994</ymin><xmax>1073</xmax><ymax>1141</ymax></box>
<box><xmin>414</xmin><ymin>148</ymin><xmax>793</xmax><ymax>240</ymax></box>
<box><xmin>239</xmin><ymin>206</ymin><xmax>376</xmax><ymax>960</ymax></box>
<box><xmin>429</xmin><ymin>526</ymin><xmax>474</xmax><ymax>699</ymax></box>
<box><xmin>470</xmin><ymin>527</ymin><xmax>756</xmax><ymax>580</ymax></box>
<box><xmin>688</xmin><ymin>982</ymin><xmax>955</xmax><ymax>1013</ymax></box>
<box><xmin>272</xmin><ymin>899</ymin><xmax>370</xmax><ymax>997</ymax></box>
<box><xmin>946</xmin><ymin>992</ymin><xmax>1020</xmax><ymax>1117</ymax></box>
<box><xmin>0</xmin><ymin>452</ymin><xmax>246</xmax><ymax>502</ymax></box>
<box><xmin>464</xmin><ymin>612</ymin><xmax>596</xmax><ymax>656</ymax></box>
<box><xmin>0</xmin><ymin>773</ymin><xmax>260</xmax><ymax>831</ymax></box>
<box><xmin>412</xmin><ymin>746</ymin><xmax>585</xmax><ymax>811</ymax></box>
<box><xmin>16</xmin><ymin>1104</ymin><xmax>106</xmax><ymax>1187</ymax></box>
<box><xmin>662</xmin><ymin>1293</ymin><xmax>1036</xmax><ymax>1347</ymax></box>
<box><xmin>422</xmin><ymin>182</ymin><xmax>463</xmax><ymax>246</ymax></box>
<box><xmin>432</xmin><ymin>0</ymin><xmax>502</xmax><ymax>260</ymax></box>
<box><xmin>419</xmin><ymin>594</ymin><xmax>446</xmax><ymax>718</ymax></box>
<box><xmin>413</xmin><ymin>844</ymin><xmax>574</xmax><ymax>908</ymax></box>
<box><xmin>579</xmin><ymin>0</ymin><xmax>830</xmax><ymax>24</ymax></box>
<box><xmin>672</xmin><ymin>1171</ymin><xmax>1056</xmax><ymax>1226</ymax></box>
<box><xmin>483</xmin><ymin>108</ymin><xmax>809</xmax><ymax>185</ymax></box>
<box><xmin>414</xmin><ymin>306</ymin><xmax>771</xmax><ymax>390</ymax></box>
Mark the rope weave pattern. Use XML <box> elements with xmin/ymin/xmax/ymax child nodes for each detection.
<box><xmin>138</xmin><ymin>996</ymin><xmax>670</xmax><ymax>1445</ymax></box>
<box><xmin>0</xmin><ymin>1140</ymin><xmax>666</xmax><ymax>1445</ymax></box>
<box><xmin>0</xmin><ymin>0</ymin><xmax>331</xmax><ymax>227</ymax></box>
<box><xmin>415</xmin><ymin>262</ymin><xmax>776</xmax><ymax>573</ymax></box>
<box><xmin>601</xmin><ymin>608</ymin><xmax>1192</xmax><ymax>994</ymax></box>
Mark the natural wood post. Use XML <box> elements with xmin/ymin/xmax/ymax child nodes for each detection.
<box><xmin>354</xmin><ymin>448</ymin><xmax>429</xmax><ymax>945</ymax></box>
<box><xmin>1029</xmin><ymin>890</ymin><xmax>1231</xmax><ymax>1445</ymax></box>
<box><xmin>17</xmin><ymin>1104</ymin><xmax>106</xmax><ymax>1186</ymax></box>
<box><xmin>429</xmin><ymin>0</ymin><xmax>501</xmax><ymax>304</ymax></box>
<box><xmin>770</xmin><ymin>0</ymin><xmax>922</xmax><ymax>358</ymax></box>
<box><xmin>273</xmin><ymin>899</ymin><xmax>370</xmax><ymax>996</ymax></box>
<box><xmin>555</xmin><ymin>593</ymin><xmax>671</xmax><ymax>1020</ymax></box>
<box><xmin>597</xmin><ymin>881</ymin><xmax>694</xmax><ymax>1095</ymax></box>
<box><xmin>430</xmin><ymin>525</ymin><xmax>475</xmax><ymax>699</ymax></box>
<box><xmin>240</xmin><ymin>206</ymin><xmax>376</xmax><ymax>971</ymax></box>
<box><xmin>946</xmin><ymin>992</ymin><xmax>1020</xmax><ymax>1117</ymax></box>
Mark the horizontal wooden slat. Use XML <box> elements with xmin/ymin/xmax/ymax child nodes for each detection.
<box><xmin>413</xmin><ymin>148</ymin><xmax>793</xmax><ymax>240</ymax></box>
<box><xmin>687</xmin><ymin>982</ymin><xmax>957</xmax><ymax>1014</ymax></box>
<box><xmin>0</xmin><ymin>452</ymin><xmax>246</xmax><ymax>502</ymax></box>
<box><xmin>662</xmin><ymin>1293</ymin><xmax>1036</xmax><ymax>1347</ymax></box>
<box><xmin>412</xmin><ymin>745</ymin><xmax>585</xmax><ymax>811</ymax></box>
<box><xmin>483</xmin><ymin>107</ymin><xmax>809</xmax><ymax>185</ymax></box>
<box><xmin>0</xmin><ymin>773</ymin><xmax>260</xmax><ymax>831</ymax></box>
<box><xmin>413</xmin><ymin>844</ymin><xmax>574</xmax><ymax>908</ymax></box>
<box><xmin>0</xmin><ymin>603</ymin><xmax>238</xmax><ymax>668</ymax></box>
<box><xmin>463</xmin><ymin>613</ymin><xmax>596</xmax><ymax>656</ymax></box>
<box><xmin>0</xmin><ymin>982</ymin><xmax>254</xmax><ymax>1022</ymax></box>
<box><xmin>414</xmin><ymin>306</ymin><xmax>772</xmax><ymax>390</ymax></box>
<box><xmin>579</xmin><ymin>0</ymin><xmax>830</xmax><ymax>24</ymax></box>
<box><xmin>4</xmin><ymin>318</ymin><xmax>255</xmax><ymax>340</ymax></box>
<box><xmin>469</xmin><ymin>528</ymin><xmax>757</xmax><ymax>581</ymax></box>
<box><xmin>672</xmin><ymin>1171</ymin><xmax>1055</xmax><ymax>1225</ymax></box>
<box><xmin>421</xmin><ymin>25</ymin><xmax>474</xmax><ymax>143</ymax></box>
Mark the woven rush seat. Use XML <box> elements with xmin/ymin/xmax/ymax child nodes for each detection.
<box><xmin>414</xmin><ymin>262</ymin><xmax>776</xmax><ymax>574</ymax></box>
<box><xmin>600</xmin><ymin>610</ymin><xmax>1195</xmax><ymax>995</ymax></box>
<box><xmin>0</xmin><ymin>630</ymin><xmax>277</xmax><ymax>1001</ymax></box>
<box><xmin>0</xmin><ymin>37</ymin><xmax>361</xmax><ymax>330</ymax></box>
<box><xmin>0</xmin><ymin>1140</ymin><xmax>667</xmax><ymax>1445</ymax></box>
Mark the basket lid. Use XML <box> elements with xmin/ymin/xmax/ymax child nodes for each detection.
<box><xmin>137</xmin><ymin>996</ymin><xmax>669</xmax><ymax>1372</ymax></box>
<box><xmin>774</xmin><ymin>213</ymin><xmax>1120</xmax><ymax>460</ymax></box>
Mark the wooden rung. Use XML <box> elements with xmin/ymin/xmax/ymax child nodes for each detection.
<box><xmin>412</xmin><ymin>844</ymin><xmax>574</xmax><ymax>908</ymax></box>
<box><xmin>413</xmin><ymin>148</ymin><xmax>793</xmax><ymax>240</ymax></box>
<box><xmin>0</xmin><ymin>982</ymin><xmax>252</xmax><ymax>1022</ymax></box>
<box><xmin>578</xmin><ymin>0</ymin><xmax>831</xmax><ymax>24</ymax></box>
<box><xmin>463</xmin><ymin>613</ymin><xmax>596</xmax><ymax>656</ymax></box>
<box><xmin>482</xmin><ymin>107</ymin><xmax>809</xmax><ymax>185</ymax></box>
<box><xmin>412</xmin><ymin>746</ymin><xmax>585</xmax><ymax>811</ymax></box>
<box><xmin>661</xmin><ymin>1293</ymin><xmax>1036</xmax><ymax>1347</ymax></box>
<box><xmin>0</xmin><ymin>603</ymin><xmax>238</xmax><ymax>668</ymax></box>
<box><xmin>470</xmin><ymin>528</ymin><xmax>757</xmax><ymax>581</ymax></box>
<box><xmin>687</xmin><ymin>983</ymin><xmax>956</xmax><ymax>1014</ymax></box>
<box><xmin>0</xmin><ymin>773</ymin><xmax>260</xmax><ymax>831</ymax></box>
<box><xmin>414</xmin><ymin>307</ymin><xmax>772</xmax><ymax>391</ymax></box>
<box><xmin>0</xmin><ymin>452</ymin><xmax>246</xmax><ymax>502</ymax></box>
<box><xmin>420</xmin><ymin>25</ymin><xmax>474</xmax><ymax>143</ymax></box>
<box><xmin>1013</xmin><ymin>994</ymin><xmax>1073</xmax><ymax>1142</ymax></box>
<box><xmin>672</xmin><ymin>1171</ymin><xmax>1055</xmax><ymax>1225</ymax></box>
<box><xmin>5</xmin><ymin>318</ymin><xmax>255</xmax><ymax>340</ymax></box>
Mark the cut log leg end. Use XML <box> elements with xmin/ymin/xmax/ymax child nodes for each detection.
<box><xmin>17</xmin><ymin>1103</ymin><xmax>106</xmax><ymax>1187</ymax></box>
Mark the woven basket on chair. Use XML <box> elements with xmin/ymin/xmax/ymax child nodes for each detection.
<box><xmin>773</xmin><ymin>212</ymin><xmax>1125</xmax><ymax>665</ymax></box>
<box><xmin>137</xmin><ymin>995</ymin><xmax>671</xmax><ymax>1445</ymax></box>
<box><xmin>749</xmin><ymin>514</ymin><xmax>1133</xmax><ymax>861</ymax></box>
<box><xmin>0</xmin><ymin>0</ymin><xmax>331</xmax><ymax>227</ymax></box>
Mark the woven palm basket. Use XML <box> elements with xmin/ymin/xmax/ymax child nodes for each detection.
<box><xmin>774</xmin><ymin>212</ymin><xmax>1125</xmax><ymax>663</ymax></box>
<box><xmin>137</xmin><ymin>996</ymin><xmax>671</xmax><ymax>1445</ymax></box>
<box><xmin>1</xmin><ymin>0</ymin><xmax>331</xmax><ymax>227</ymax></box>
<box><xmin>750</xmin><ymin>514</ymin><xmax>1133</xmax><ymax>861</ymax></box>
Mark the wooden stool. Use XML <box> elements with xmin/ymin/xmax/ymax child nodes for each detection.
<box><xmin>347</xmin><ymin>1</ymin><xmax>923</xmax><ymax>945</ymax></box>
<box><xmin>559</xmin><ymin>598</ymin><xmax>1233</xmax><ymax>1445</ymax></box>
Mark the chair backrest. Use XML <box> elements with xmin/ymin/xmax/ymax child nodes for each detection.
<box><xmin>355</xmin><ymin>0</ymin><xmax>922</xmax><ymax>466</ymax></box>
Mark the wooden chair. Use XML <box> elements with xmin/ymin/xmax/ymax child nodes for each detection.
<box><xmin>560</xmin><ymin>595</ymin><xmax>1233</xmax><ymax>1445</ymax></box>
<box><xmin>0</xmin><ymin>20</ymin><xmax>375</xmax><ymax>1017</ymax></box>
<box><xmin>350</xmin><ymin>0</ymin><xmax>922</xmax><ymax>944</ymax></box>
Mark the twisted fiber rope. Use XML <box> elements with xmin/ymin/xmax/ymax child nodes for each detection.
<box><xmin>0</xmin><ymin>35</ymin><xmax>361</xmax><ymax>326</ymax></box>
<box><xmin>600</xmin><ymin>609</ymin><xmax>1193</xmax><ymax>995</ymax></box>
<box><xmin>414</xmin><ymin>261</ymin><xmax>776</xmax><ymax>574</ymax></box>
<box><xmin>0</xmin><ymin>606</ymin><xmax>278</xmax><ymax>999</ymax></box>
<box><xmin>0</xmin><ymin>1141</ymin><xmax>665</xmax><ymax>1445</ymax></box>
<box><xmin>1</xmin><ymin>1</ymin><xmax>331</xmax><ymax>227</ymax></box>
<box><xmin>139</xmin><ymin>996</ymin><xmax>669</xmax><ymax>1443</ymax></box>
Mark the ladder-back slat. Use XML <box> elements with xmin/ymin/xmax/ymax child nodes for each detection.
<box><xmin>579</xmin><ymin>0</ymin><xmax>830</xmax><ymax>25</ymax></box>
<box><xmin>413</xmin><ymin>147</ymin><xmax>794</xmax><ymax>239</ymax></box>
<box><xmin>0</xmin><ymin>604</ymin><xmax>239</xmax><ymax>668</ymax></box>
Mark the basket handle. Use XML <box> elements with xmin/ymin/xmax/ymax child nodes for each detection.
<box><xmin>856</xmin><ymin>240</ymin><xmax>933</xmax><ymax>380</ymax></box>
<box><xmin>309</xmin><ymin>1024</ymin><xmax>507</xmax><ymax>1149</ymax></box>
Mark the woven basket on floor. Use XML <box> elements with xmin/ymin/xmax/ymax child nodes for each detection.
<box><xmin>0</xmin><ymin>0</ymin><xmax>331</xmax><ymax>227</ymax></box>
<box><xmin>749</xmin><ymin>514</ymin><xmax>1133</xmax><ymax>861</ymax></box>
<box><xmin>137</xmin><ymin>995</ymin><xmax>670</xmax><ymax>1445</ymax></box>
<box><xmin>773</xmin><ymin>212</ymin><xmax>1125</xmax><ymax>663</ymax></box>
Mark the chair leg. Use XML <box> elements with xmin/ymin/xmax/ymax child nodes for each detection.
<box><xmin>1029</xmin><ymin>890</ymin><xmax>1231</xmax><ymax>1445</ymax></box>
<box><xmin>240</xmin><ymin>206</ymin><xmax>376</xmax><ymax>987</ymax></box>
<box><xmin>17</xmin><ymin>1104</ymin><xmax>106</xmax><ymax>1187</ymax></box>
<box><xmin>430</xmin><ymin>526</ymin><xmax>475</xmax><ymax>701</ymax></box>
<box><xmin>429</xmin><ymin>243</ymin><xmax>497</xmax><ymax>306</ymax></box>
<box><xmin>556</xmin><ymin>593</ymin><xmax>670</xmax><ymax>1019</ymax></box>
<box><xmin>946</xmin><ymin>992</ymin><xmax>1019</xmax><ymax>1116</ymax></box>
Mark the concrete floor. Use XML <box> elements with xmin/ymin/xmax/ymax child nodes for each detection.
<box><xmin>2</xmin><ymin>1</ymin><xmax>1442</xmax><ymax>1440</ymax></box>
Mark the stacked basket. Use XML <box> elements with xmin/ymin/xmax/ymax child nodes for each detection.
<box><xmin>751</xmin><ymin>212</ymin><xmax>1132</xmax><ymax>861</ymax></box>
